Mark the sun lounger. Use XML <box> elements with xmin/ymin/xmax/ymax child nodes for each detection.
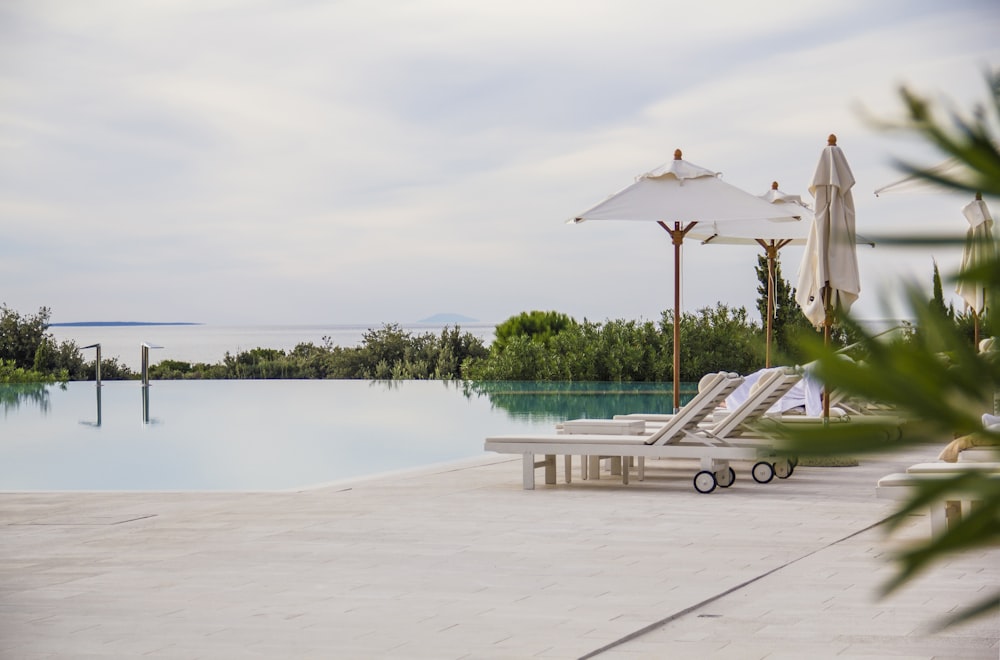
<box><xmin>614</xmin><ymin>367</ymin><xmax>802</xmax><ymax>482</ymax></box>
<box><xmin>876</xmin><ymin>462</ymin><xmax>1000</xmax><ymax>536</ymax></box>
<box><xmin>598</xmin><ymin>368</ymin><xmax>789</xmax><ymax>430</ymax></box>
<box><xmin>959</xmin><ymin>448</ymin><xmax>999</xmax><ymax>462</ymax></box>
<box><xmin>485</xmin><ymin>372</ymin><xmax>787</xmax><ymax>493</ymax></box>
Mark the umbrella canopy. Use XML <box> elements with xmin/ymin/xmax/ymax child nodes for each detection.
<box><xmin>691</xmin><ymin>184</ymin><xmax>809</xmax><ymax>244</ymax></box>
<box><xmin>957</xmin><ymin>193</ymin><xmax>998</xmax><ymax>345</ymax></box>
<box><xmin>572</xmin><ymin>149</ymin><xmax>800</xmax><ymax>411</ymax></box>
<box><xmin>795</xmin><ymin>135</ymin><xmax>861</xmax><ymax>330</ymax></box>
<box><xmin>572</xmin><ymin>152</ymin><xmax>799</xmax><ymax>226</ymax></box>
<box><xmin>700</xmin><ymin>182</ymin><xmax>874</xmax><ymax>367</ymax></box>
<box><xmin>795</xmin><ymin>134</ymin><xmax>861</xmax><ymax>420</ymax></box>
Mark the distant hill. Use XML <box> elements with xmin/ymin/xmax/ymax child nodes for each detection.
<box><xmin>417</xmin><ymin>313</ymin><xmax>479</xmax><ymax>324</ymax></box>
<box><xmin>50</xmin><ymin>322</ymin><xmax>203</xmax><ymax>327</ymax></box>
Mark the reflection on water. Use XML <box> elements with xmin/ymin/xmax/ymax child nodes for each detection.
<box><xmin>0</xmin><ymin>382</ymin><xmax>60</xmax><ymax>416</ymax></box>
<box><xmin>79</xmin><ymin>386</ymin><xmax>102</xmax><ymax>427</ymax></box>
<box><xmin>0</xmin><ymin>380</ymin><xmax>698</xmax><ymax>491</ymax></box>
<box><xmin>140</xmin><ymin>385</ymin><xmax>162</xmax><ymax>426</ymax></box>
<box><xmin>463</xmin><ymin>381</ymin><xmax>697</xmax><ymax>422</ymax></box>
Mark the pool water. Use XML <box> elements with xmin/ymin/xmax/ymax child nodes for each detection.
<box><xmin>1</xmin><ymin>380</ymin><xmax>687</xmax><ymax>491</ymax></box>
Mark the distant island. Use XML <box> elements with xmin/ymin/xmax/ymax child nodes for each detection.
<box><xmin>417</xmin><ymin>313</ymin><xmax>480</xmax><ymax>324</ymax></box>
<box><xmin>49</xmin><ymin>322</ymin><xmax>203</xmax><ymax>327</ymax></box>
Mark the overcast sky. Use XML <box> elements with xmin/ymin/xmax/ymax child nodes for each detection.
<box><xmin>2</xmin><ymin>0</ymin><xmax>999</xmax><ymax>326</ymax></box>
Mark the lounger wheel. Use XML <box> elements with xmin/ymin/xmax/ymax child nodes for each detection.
<box><xmin>774</xmin><ymin>459</ymin><xmax>794</xmax><ymax>479</ymax></box>
<box><xmin>693</xmin><ymin>470</ymin><xmax>717</xmax><ymax>494</ymax></box>
<box><xmin>789</xmin><ymin>455</ymin><xmax>799</xmax><ymax>469</ymax></box>
<box><xmin>752</xmin><ymin>461</ymin><xmax>775</xmax><ymax>484</ymax></box>
<box><xmin>715</xmin><ymin>466</ymin><xmax>736</xmax><ymax>488</ymax></box>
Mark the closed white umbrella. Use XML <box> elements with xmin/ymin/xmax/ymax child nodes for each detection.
<box><xmin>796</xmin><ymin>134</ymin><xmax>861</xmax><ymax>327</ymax></box>
<box><xmin>957</xmin><ymin>192</ymin><xmax>998</xmax><ymax>345</ymax></box>
<box><xmin>701</xmin><ymin>181</ymin><xmax>873</xmax><ymax>367</ymax></box>
<box><xmin>796</xmin><ymin>134</ymin><xmax>862</xmax><ymax>419</ymax></box>
<box><xmin>572</xmin><ymin>149</ymin><xmax>800</xmax><ymax>410</ymax></box>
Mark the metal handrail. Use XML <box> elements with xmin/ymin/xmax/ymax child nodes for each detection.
<box><xmin>140</xmin><ymin>342</ymin><xmax>164</xmax><ymax>386</ymax></box>
<box><xmin>835</xmin><ymin>324</ymin><xmax>911</xmax><ymax>355</ymax></box>
<box><xmin>81</xmin><ymin>343</ymin><xmax>102</xmax><ymax>386</ymax></box>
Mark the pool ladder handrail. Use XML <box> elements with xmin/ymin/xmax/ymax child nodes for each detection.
<box><xmin>141</xmin><ymin>342</ymin><xmax>164</xmax><ymax>386</ymax></box>
<box><xmin>81</xmin><ymin>343</ymin><xmax>102</xmax><ymax>386</ymax></box>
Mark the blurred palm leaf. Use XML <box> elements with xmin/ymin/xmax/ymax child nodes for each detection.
<box><xmin>874</xmin><ymin>69</ymin><xmax>1000</xmax><ymax>199</ymax></box>
<box><xmin>769</xmin><ymin>69</ymin><xmax>1000</xmax><ymax>628</ymax></box>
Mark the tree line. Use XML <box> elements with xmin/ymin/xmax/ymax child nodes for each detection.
<box><xmin>0</xmin><ymin>254</ymin><xmax>985</xmax><ymax>384</ymax></box>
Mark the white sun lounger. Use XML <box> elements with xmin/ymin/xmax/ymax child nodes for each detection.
<box><xmin>612</xmin><ymin>367</ymin><xmax>803</xmax><ymax>483</ymax></box>
<box><xmin>615</xmin><ymin>367</ymin><xmax>799</xmax><ymax>436</ymax></box>
<box><xmin>876</xmin><ymin>462</ymin><xmax>1000</xmax><ymax>536</ymax></box>
<box><xmin>485</xmin><ymin>372</ymin><xmax>786</xmax><ymax>493</ymax></box>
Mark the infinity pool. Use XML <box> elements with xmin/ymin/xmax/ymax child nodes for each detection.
<box><xmin>1</xmin><ymin>380</ymin><xmax>684</xmax><ymax>491</ymax></box>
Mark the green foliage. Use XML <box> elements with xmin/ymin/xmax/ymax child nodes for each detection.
<box><xmin>0</xmin><ymin>381</ymin><xmax>54</xmax><ymax>411</ymax></box>
<box><xmin>0</xmin><ymin>305</ymin><xmax>52</xmax><ymax>368</ymax></box>
<box><xmin>464</xmin><ymin>334</ymin><xmax>552</xmax><ymax>380</ymax></box>
<box><xmin>0</xmin><ymin>304</ymin><xmax>92</xmax><ymax>381</ymax></box>
<box><xmin>492</xmin><ymin>310</ymin><xmax>576</xmax><ymax>353</ymax></box>
<box><xmin>769</xmin><ymin>283</ymin><xmax>1000</xmax><ymax>628</ymax></box>
<box><xmin>873</xmin><ymin>68</ymin><xmax>1000</xmax><ymax>199</ymax></box>
<box><xmin>774</xmin><ymin>71</ymin><xmax>1000</xmax><ymax>628</ymax></box>
<box><xmin>929</xmin><ymin>260</ymin><xmax>954</xmax><ymax>320</ymax></box>
<box><xmin>32</xmin><ymin>335</ymin><xmax>86</xmax><ymax>379</ymax></box>
<box><xmin>461</xmin><ymin>381</ymin><xmax>687</xmax><ymax>422</ymax></box>
<box><xmin>753</xmin><ymin>254</ymin><xmax>832</xmax><ymax>364</ymax></box>
<box><xmin>952</xmin><ymin>308</ymin><xmax>980</xmax><ymax>346</ymax></box>
<box><xmin>91</xmin><ymin>356</ymin><xmax>138</xmax><ymax>381</ymax></box>
<box><xmin>671</xmin><ymin>304</ymin><xmax>764</xmax><ymax>377</ymax></box>
<box><xmin>0</xmin><ymin>359</ymin><xmax>65</xmax><ymax>383</ymax></box>
<box><xmin>146</xmin><ymin>324</ymin><xmax>489</xmax><ymax>381</ymax></box>
<box><xmin>465</xmin><ymin>305</ymin><xmax>772</xmax><ymax>382</ymax></box>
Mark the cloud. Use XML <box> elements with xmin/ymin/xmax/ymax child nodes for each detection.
<box><xmin>0</xmin><ymin>0</ymin><xmax>998</xmax><ymax>324</ymax></box>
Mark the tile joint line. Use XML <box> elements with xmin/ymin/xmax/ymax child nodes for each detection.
<box><xmin>577</xmin><ymin>515</ymin><xmax>893</xmax><ymax>660</ymax></box>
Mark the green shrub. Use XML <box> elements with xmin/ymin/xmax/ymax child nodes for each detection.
<box><xmin>492</xmin><ymin>311</ymin><xmax>576</xmax><ymax>353</ymax></box>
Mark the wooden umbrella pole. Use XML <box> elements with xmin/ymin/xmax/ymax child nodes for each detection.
<box><xmin>822</xmin><ymin>283</ymin><xmax>832</xmax><ymax>421</ymax></box>
<box><xmin>659</xmin><ymin>219</ymin><xmax>696</xmax><ymax>412</ymax></box>
<box><xmin>674</xmin><ymin>232</ymin><xmax>682</xmax><ymax>411</ymax></box>
<box><xmin>756</xmin><ymin>235</ymin><xmax>793</xmax><ymax>370</ymax></box>
<box><xmin>765</xmin><ymin>243</ymin><xmax>777</xmax><ymax>368</ymax></box>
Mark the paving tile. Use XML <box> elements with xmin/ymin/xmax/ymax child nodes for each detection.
<box><xmin>1</xmin><ymin>448</ymin><xmax>997</xmax><ymax>659</ymax></box>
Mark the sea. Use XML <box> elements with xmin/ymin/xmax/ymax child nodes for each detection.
<box><xmin>49</xmin><ymin>323</ymin><xmax>498</xmax><ymax>372</ymax></box>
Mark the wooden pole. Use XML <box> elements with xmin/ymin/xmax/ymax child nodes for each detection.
<box><xmin>756</xmin><ymin>233</ymin><xmax>793</xmax><ymax>370</ymax></box>
<box><xmin>821</xmin><ymin>136</ymin><xmax>838</xmax><ymax>422</ymax></box>
<box><xmin>823</xmin><ymin>284</ymin><xmax>832</xmax><ymax>421</ymax></box>
<box><xmin>765</xmin><ymin>242</ymin><xmax>777</xmax><ymax>368</ymax></box>
<box><xmin>674</xmin><ymin>227</ymin><xmax>682</xmax><ymax>411</ymax></box>
<box><xmin>658</xmin><ymin>149</ymin><xmax>698</xmax><ymax>413</ymax></box>
<box><xmin>660</xmin><ymin>219</ymin><xmax>696</xmax><ymax>412</ymax></box>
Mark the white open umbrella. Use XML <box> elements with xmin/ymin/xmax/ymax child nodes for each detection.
<box><xmin>796</xmin><ymin>134</ymin><xmax>861</xmax><ymax>419</ymax></box>
<box><xmin>957</xmin><ymin>192</ymin><xmax>998</xmax><ymax>345</ymax></box>
<box><xmin>873</xmin><ymin>158</ymin><xmax>964</xmax><ymax>196</ymax></box>
<box><xmin>571</xmin><ymin>149</ymin><xmax>800</xmax><ymax>410</ymax></box>
<box><xmin>700</xmin><ymin>182</ymin><xmax>874</xmax><ymax>367</ymax></box>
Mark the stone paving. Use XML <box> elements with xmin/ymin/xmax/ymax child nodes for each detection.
<box><xmin>1</xmin><ymin>446</ymin><xmax>997</xmax><ymax>659</ymax></box>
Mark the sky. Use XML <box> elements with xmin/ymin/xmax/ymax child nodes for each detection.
<box><xmin>2</xmin><ymin>0</ymin><xmax>999</xmax><ymax>327</ymax></box>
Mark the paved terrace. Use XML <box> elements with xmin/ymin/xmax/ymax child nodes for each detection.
<box><xmin>1</xmin><ymin>445</ymin><xmax>997</xmax><ymax>659</ymax></box>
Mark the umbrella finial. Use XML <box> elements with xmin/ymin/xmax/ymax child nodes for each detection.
<box><xmin>674</xmin><ymin>149</ymin><xmax>683</xmax><ymax>160</ymax></box>
<box><xmin>976</xmin><ymin>191</ymin><xmax>983</xmax><ymax>200</ymax></box>
<box><xmin>771</xmin><ymin>181</ymin><xmax>779</xmax><ymax>190</ymax></box>
<box><xmin>827</xmin><ymin>134</ymin><xmax>837</xmax><ymax>146</ymax></box>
